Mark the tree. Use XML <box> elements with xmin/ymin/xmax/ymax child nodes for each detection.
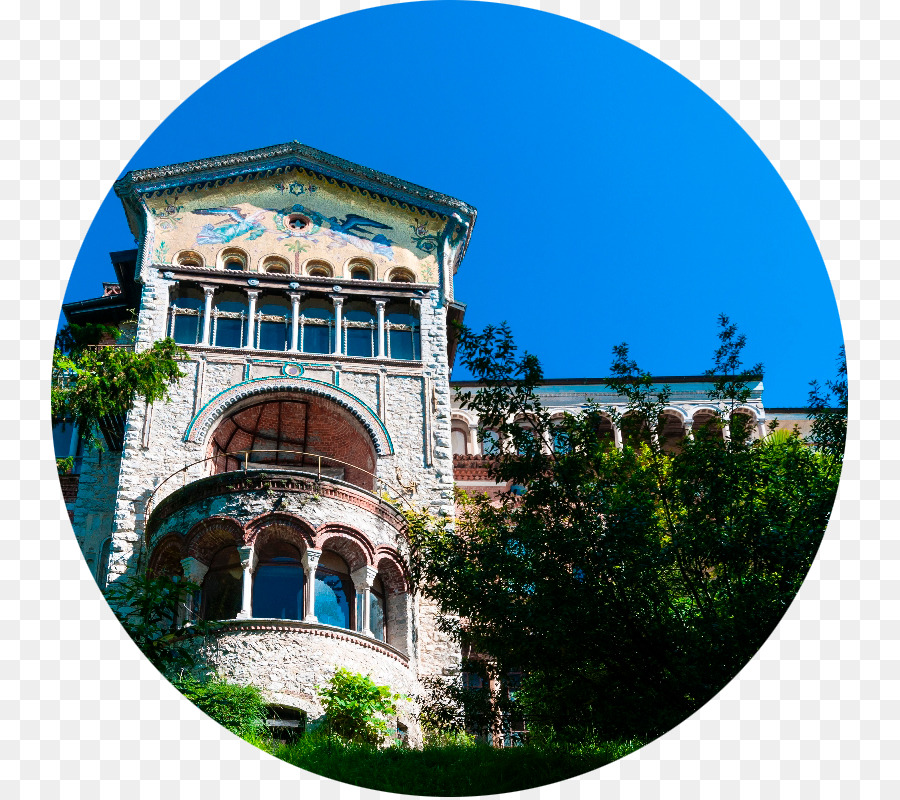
<box><xmin>51</xmin><ymin>321</ymin><xmax>186</xmax><ymax>452</ymax></box>
<box><xmin>408</xmin><ymin>318</ymin><xmax>844</xmax><ymax>741</ymax></box>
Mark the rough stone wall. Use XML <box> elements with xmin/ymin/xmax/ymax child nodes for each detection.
<box><xmin>196</xmin><ymin>626</ymin><xmax>423</xmax><ymax>744</ymax></box>
<box><xmin>70</xmin><ymin>446</ymin><xmax>121</xmax><ymax>585</ymax></box>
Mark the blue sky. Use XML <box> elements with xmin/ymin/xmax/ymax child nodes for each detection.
<box><xmin>63</xmin><ymin>1</ymin><xmax>843</xmax><ymax>407</ymax></box>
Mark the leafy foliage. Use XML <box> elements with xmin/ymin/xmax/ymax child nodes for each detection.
<box><xmin>172</xmin><ymin>673</ymin><xmax>268</xmax><ymax>737</ymax></box>
<box><xmin>104</xmin><ymin>572</ymin><xmax>214</xmax><ymax>676</ymax></box>
<box><xmin>51</xmin><ymin>322</ymin><xmax>186</xmax><ymax>451</ymax></box>
<box><xmin>317</xmin><ymin>668</ymin><xmax>408</xmax><ymax>745</ymax></box>
<box><xmin>412</xmin><ymin>317</ymin><xmax>845</xmax><ymax>740</ymax></box>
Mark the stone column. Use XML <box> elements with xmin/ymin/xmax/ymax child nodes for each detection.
<box><xmin>468</xmin><ymin>425</ymin><xmax>480</xmax><ymax>455</ymax></box>
<box><xmin>375</xmin><ymin>299</ymin><xmax>386</xmax><ymax>358</ymax></box>
<box><xmin>180</xmin><ymin>556</ymin><xmax>209</xmax><ymax>622</ymax></box>
<box><xmin>683</xmin><ymin>418</ymin><xmax>694</xmax><ymax>441</ymax></box>
<box><xmin>351</xmin><ymin>565</ymin><xmax>379</xmax><ymax>637</ymax></box>
<box><xmin>331</xmin><ymin>295</ymin><xmax>344</xmax><ymax>356</ymax></box>
<box><xmin>236</xmin><ymin>544</ymin><xmax>256</xmax><ymax>619</ymax></box>
<box><xmin>302</xmin><ymin>548</ymin><xmax>322</xmax><ymax>623</ymax></box>
<box><xmin>289</xmin><ymin>292</ymin><xmax>302</xmax><ymax>352</ymax></box>
<box><xmin>200</xmin><ymin>285</ymin><xmax>215</xmax><ymax>346</ymax></box>
<box><xmin>245</xmin><ymin>289</ymin><xmax>259</xmax><ymax>349</ymax></box>
<box><xmin>756</xmin><ymin>416</ymin><xmax>767</xmax><ymax>441</ymax></box>
<box><xmin>613</xmin><ymin>424</ymin><xmax>623</xmax><ymax>450</ymax></box>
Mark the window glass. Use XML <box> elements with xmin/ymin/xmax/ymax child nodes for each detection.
<box><xmin>253</xmin><ymin>557</ymin><xmax>303</xmax><ymax>620</ymax></box>
<box><xmin>202</xmin><ymin>547</ymin><xmax>242</xmax><ymax>621</ymax></box>
<box><xmin>303</xmin><ymin>323</ymin><xmax>331</xmax><ymax>354</ymax></box>
<box><xmin>315</xmin><ymin>570</ymin><xmax>350</xmax><ymax>628</ymax></box>
<box><xmin>52</xmin><ymin>421</ymin><xmax>75</xmax><ymax>457</ymax></box>
<box><xmin>370</xmin><ymin>591</ymin><xmax>385</xmax><ymax>642</ymax></box>
<box><xmin>172</xmin><ymin>295</ymin><xmax>203</xmax><ymax>310</ymax></box>
<box><xmin>388</xmin><ymin>329</ymin><xmax>415</xmax><ymax>360</ymax></box>
<box><xmin>451</xmin><ymin>429</ymin><xmax>467</xmax><ymax>456</ymax></box>
<box><xmin>215</xmin><ymin>317</ymin><xmax>243</xmax><ymax>349</ymax></box>
<box><xmin>173</xmin><ymin>314</ymin><xmax>201</xmax><ymax>345</ymax></box>
<box><xmin>224</xmin><ymin>259</ymin><xmax>243</xmax><ymax>271</ymax></box>
<box><xmin>258</xmin><ymin>320</ymin><xmax>288</xmax><ymax>351</ymax></box>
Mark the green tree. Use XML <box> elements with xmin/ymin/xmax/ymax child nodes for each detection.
<box><xmin>408</xmin><ymin>319</ymin><xmax>844</xmax><ymax>741</ymax></box>
<box><xmin>52</xmin><ymin>321</ymin><xmax>186</xmax><ymax>451</ymax></box>
<box><xmin>317</xmin><ymin>668</ymin><xmax>407</xmax><ymax>745</ymax></box>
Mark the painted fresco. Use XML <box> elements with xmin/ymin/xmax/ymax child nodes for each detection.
<box><xmin>143</xmin><ymin>166</ymin><xmax>444</xmax><ymax>283</ymax></box>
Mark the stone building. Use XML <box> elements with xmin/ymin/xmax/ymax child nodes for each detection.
<box><xmin>59</xmin><ymin>142</ymin><xmax>801</xmax><ymax>739</ymax></box>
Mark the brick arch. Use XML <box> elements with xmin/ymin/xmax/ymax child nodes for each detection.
<box><xmin>245</xmin><ymin>512</ymin><xmax>315</xmax><ymax>551</ymax></box>
<box><xmin>185</xmin><ymin>516</ymin><xmax>245</xmax><ymax>563</ymax></box>
<box><xmin>148</xmin><ymin>534</ymin><xmax>185</xmax><ymax>577</ymax></box>
<box><xmin>315</xmin><ymin>524</ymin><xmax>375</xmax><ymax>572</ymax></box>
<box><xmin>184</xmin><ymin>376</ymin><xmax>393</xmax><ymax>456</ymax></box>
<box><xmin>374</xmin><ymin>546</ymin><xmax>410</xmax><ymax>594</ymax></box>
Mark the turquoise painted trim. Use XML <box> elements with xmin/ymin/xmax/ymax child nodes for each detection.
<box><xmin>183</xmin><ymin>375</ymin><xmax>393</xmax><ymax>452</ymax></box>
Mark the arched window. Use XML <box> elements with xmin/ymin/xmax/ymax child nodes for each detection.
<box><xmin>256</xmin><ymin>295</ymin><xmax>291</xmax><ymax>352</ymax></box>
<box><xmin>481</xmin><ymin>429</ymin><xmax>500</xmax><ymax>456</ymax></box>
<box><xmin>306</xmin><ymin>260</ymin><xmax>333</xmax><ymax>278</ymax></box>
<box><xmin>385</xmin><ymin>303</ymin><xmax>420</xmax><ymax>361</ymax></box>
<box><xmin>388</xmin><ymin>268</ymin><xmax>414</xmax><ymax>283</ymax></box>
<box><xmin>175</xmin><ymin>250</ymin><xmax>204</xmax><ymax>268</ymax></box>
<box><xmin>370</xmin><ymin>575</ymin><xmax>386</xmax><ymax>642</ymax></box>
<box><xmin>343</xmin><ymin>301</ymin><xmax>376</xmax><ymax>358</ymax></box>
<box><xmin>97</xmin><ymin>537</ymin><xmax>112</xmax><ymax>590</ymax></box>
<box><xmin>252</xmin><ymin>540</ymin><xmax>304</xmax><ymax>620</ymax></box>
<box><xmin>201</xmin><ymin>545</ymin><xmax>242</xmax><ymax>621</ymax></box>
<box><xmin>261</xmin><ymin>255</ymin><xmax>290</xmax><ymax>275</ymax></box>
<box><xmin>348</xmin><ymin>259</ymin><xmax>373</xmax><ymax>281</ymax></box>
<box><xmin>211</xmin><ymin>290</ymin><xmax>248</xmax><ymax>349</ymax></box>
<box><xmin>315</xmin><ymin>551</ymin><xmax>352</xmax><ymax>630</ymax></box>
<box><xmin>168</xmin><ymin>286</ymin><xmax>203</xmax><ymax>345</ymax></box>
<box><xmin>218</xmin><ymin>247</ymin><xmax>248</xmax><ymax>272</ymax></box>
<box><xmin>299</xmin><ymin>298</ymin><xmax>334</xmax><ymax>355</ymax></box>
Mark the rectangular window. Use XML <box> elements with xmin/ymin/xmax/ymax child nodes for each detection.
<box><xmin>258</xmin><ymin>320</ymin><xmax>288</xmax><ymax>352</ymax></box>
<box><xmin>215</xmin><ymin>317</ymin><xmax>243</xmax><ymax>349</ymax></box>
<box><xmin>388</xmin><ymin>329</ymin><xmax>415</xmax><ymax>361</ymax></box>
<box><xmin>346</xmin><ymin>327</ymin><xmax>373</xmax><ymax>358</ymax></box>
<box><xmin>172</xmin><ymin>313</ymin><xmax>200</xmax><ymax>345</ymax></box>
<box><xmin>303</xmin><ymin>323</ymin><xmax>331</xmax><ymax>354</ymax></box>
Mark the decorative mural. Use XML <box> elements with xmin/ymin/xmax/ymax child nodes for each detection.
<box><xmin>143</xmin><ymin>166</ymin><xmax>446</xmax><ymax>282</ymax></box>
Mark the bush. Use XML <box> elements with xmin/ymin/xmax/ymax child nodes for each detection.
<box><xmin>316</xmin><ymin>668</ymin><xmax>406</xmax><ymax>745</ymax></box>
<box><xmin>172</xmin><ymin>673</ymin><xmax>268</xmax><ymax>737</ymax></box>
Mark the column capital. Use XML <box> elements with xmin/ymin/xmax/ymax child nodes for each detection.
<box><xmin>245</xmin><ymin>288</ymin><xmax>261</xmax><ymax>299</ymax></box>
<box><xmin>303</xmin><ymin>548</ymin><xmax>322</xmax><ymax>572</ymax></box>
<box><xmin>330</xmin><ymin>295</ymin><xmax>345</xmax><ymax>306</ymax></box>
<box><xmin>373</xmin><ymin>298</ymin><xmax>388</xmax><ymax>308</ymax></box>
<box><xmin>682</xmin><ymin>418</ymin><xmax>694</xmax><ymax>428</ymax></box>
<box><xmin>237</xmin><ymin>544</ymin><xmax>256</xmax><ymax>571</ymax></box>
<box><xmin>200</xmin><ymin>283</ymin><xmax>217</xmax><ymax>297</ymax></box>
<box><xmin>180</xmin><ymin>556</ymin><xmax>209</xmax><ymax>585</ymax></box>
<box><xmin>350</xmin><ymin>565</ymin><xmax>379</xmax><ymax>591</ymax></box>
<box><xmin>288</xmin><ymin>292</ymin><xmax>303</xmax><ymax>303</ymax></box>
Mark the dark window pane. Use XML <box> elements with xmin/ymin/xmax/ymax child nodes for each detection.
<box><xmin>173</xmin><ymin>314</ymin><xmax>200</xmax><ymax>345</ymax></box>
<box><xmin>346</xmin><ymin>327</ymin><xmax>372</xmax><ymax>358</ymax></box>
<box><xmin>253</xmin><ymin>563</ymin><xmax>303</xmax><ymax>620</ymax></box>
<box><xmin>202</xmin><ymin>571</ymin><xmax>242</xmax><ymax>621</ymax></box>
<box><xmin>315</xmin><ymin>571</ymin><xmax>350</xmax><ymax>628</ymax></box>
<box><xmin>215</xmin><ymin>318</ymin><xmax>243</xmax><ymax>348</ymax></box>
<box><xmin>258</xmin><ymin>320</ymin><xmax>288</xmax><ymax>352</ymax></box>
<box><xmin>389</xmin><ymin>329</ymin><xmax>414</xmax><ymax>360</ymax></box>
<box><xmin>303</xmin><ymin>324</ymin><xmax>331</xmax><ymax>354</ymax></box>
<box><xmin>52</xmin><ymin>422</ymin><xmax>75</xmax><ymax>456</ymax></box>
<box><xmin>370</xmin><ymin>593</ymin><xmax>385</xmax><ymax>642</ymax></box>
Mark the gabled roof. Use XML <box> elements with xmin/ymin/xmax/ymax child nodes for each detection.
<box><xmin>113</xmin><ymin>141</ymin><xmax>478</xmax><ymax>271</ymax></box>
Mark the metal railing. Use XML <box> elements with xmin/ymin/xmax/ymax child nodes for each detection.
<box><xmin>144</xmin><ymin>447</ymin><xmax>414</xmax><ymax>521</ymax></box>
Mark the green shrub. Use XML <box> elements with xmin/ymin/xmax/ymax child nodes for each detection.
<box><xmin>172</xmin><ymin>673</ymin><xmax>268</xmax><ymax>737</ymax></box>
<box><xmin>316</xmin><ymin>668</ymin><xmax>407</xmax><ymax>745</ymax></box>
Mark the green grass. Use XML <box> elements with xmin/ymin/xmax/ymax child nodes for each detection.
<box><xmin>249</xmin><ymin>734</ymin><xmax>643</xmax><ymax>795</ymax></box>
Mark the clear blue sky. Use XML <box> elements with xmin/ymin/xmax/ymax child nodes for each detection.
<box><xmin>63</xmin><ymin>1</ymin><xmax>843</xmax><ymax>407</ymax></box>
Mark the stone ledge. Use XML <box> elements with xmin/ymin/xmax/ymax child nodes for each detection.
<box><xmin>204</xmin><ymin>617</ymin><xmax>410</xmax><ymax>665</ymax></box>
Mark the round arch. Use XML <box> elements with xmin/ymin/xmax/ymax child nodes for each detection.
<box><xmin>184</xmin><ymin>376</ymin><xmax>393</xmax><ymax>456</ymax></box>
<box><xmin>184</xmin><ymin>516</ymin><xmax>245</xmax><ymax>563</ymax></box>
<box><xmin>245</xmin><ymin>512</ymin><xmax>316</xmax><ymax>551</ymax></box>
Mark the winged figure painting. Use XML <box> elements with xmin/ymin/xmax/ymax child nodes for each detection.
<box><xmin>193</xmin><ymin>207</ymin><xmax>268</xmax><ymax>245</ymax></box>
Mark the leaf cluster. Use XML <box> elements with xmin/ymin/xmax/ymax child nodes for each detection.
<box><xmin>172</xmin><ymin>673</ymin><xmax>268</xmax><ymax>737</ymax></box>
<box><xmin>412</xmin><ymin>317</ymin><xmax>845</xmax><ymax>740</ymax></box>
<box><xmin>316</xmin><ymin>668</ymin><xmax>408</xmax><ymax>745</ymax></box>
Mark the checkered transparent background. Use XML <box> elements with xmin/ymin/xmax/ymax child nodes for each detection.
<box><xmin>3</xmin><ymin>1</ymin><xmax>896</xmax><ymax>796</ymax></box>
